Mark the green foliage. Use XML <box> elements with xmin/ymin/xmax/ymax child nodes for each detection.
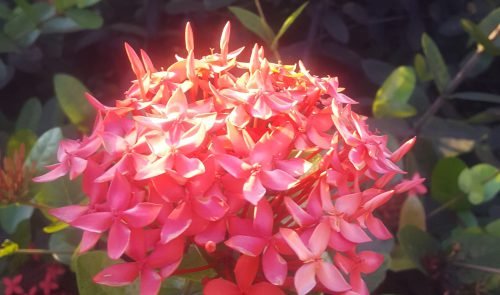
<box><xmin>73</xmin><ymin>251</ymin><xmax>140</xmax><ymax>295</ymax></box>
<box><xmin>398</xmin><ymin>225</ymin><xmax>440</xmax><ymax>273</ymax></box>
<box><xmin>421</xmin><ymin>33</ymin><xmax>450</xmax><ymax>94</ymax></box>
<box><xmin>15</xmin><ymin>98</ymin><xmax>42</xmax><ymax>132</ymax></box>
<box><xmin>54</xmin><ymin>74</ymin><xmax>95</xmax><ymax>132</ymax></box>
<box><xmin>228</xmin><ymin>6</ymin><xmax>274</xmax><ymax>45</ymax></box>
<box><xmin>272</xmin><ymin>2</ymin><xmax>308</xmax><ymax>48</ymax></box>
<box><xmin>399</xmin><ymin>196</ymin><xmax>426</xmax><ymax>231</ymax></box>
<box><xmin>24</xmin><ymin>127</ymin><xmax>63</xmax><ymax>173</ymax></box>
<box><xmin>458</xmin><ymin>163</ymin><xmax>499</xmax><ymax>205</ymax></box>
<box><xmin>66</xmin><ymin>8</ymin><xmax>103</xmax><ymax>29</ymax></box>
<box><xmin>0</xmin><ymin>205</ymin><xmax>34</xmax><ymax>234</ymax></box>
<box><xmin>372</xmin><ymin>66</ymin><xmax>417</xmax><ymax>118</ymax></box>
<box><xmin>431</xmin><ymin>157</ymin><xmax>470</xmax><ymax>211</ymax></box>
<box><xmin>0</xmin><ymin>240</ymin><xmax>19</xmax><ymax>258</ymax></box>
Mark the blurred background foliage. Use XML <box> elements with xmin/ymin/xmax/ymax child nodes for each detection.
<box><xmin>0</xmin><ymin>0</ymin><xmax>499</xmax><ymax>294</ymax></box>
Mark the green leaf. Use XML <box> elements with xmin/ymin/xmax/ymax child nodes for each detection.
<box><xmin>177</xmin><ymin>245</ymin><xmax>216</xmax><ymax>281</ymax></box>
<box><xmin>54</xmin><ymin>74</ymin><xmax>95</xmax><ymax>131</ymax></box>
<box><xmin>459</xmin><ymin>164</ymin><xmax>499</xmax><ymax>205</ymax></box>
<box><xmin>6</xmin><ymin>129</ymin><xmax>37</xmax><ymax>156</ymax></box>
<box><xmin>39</xmin><ymin>98</ymin><xmax>65</xmax><ymax>133</ymax></box>
<box><xmin>76</xmin><ymin>0</ymin><xmax>101</xmax><ymax>8</ymax></box>
<box><xmin>272</xmin><ymin>2</ymin><xmax>308</xmax><ymax>48</ymax></box>
<box><xmin>49</xmin><ymin>227</ymin><xmax>80</xmax><ymax>265</ymax></box>
<box><xmin>322</xmin><ymin>12</ymin><xmax>349</xmax><ymax>44</ymax></box>
<box><xmin>361</xmin><ymin>59</ymin><xmax>394</xmax><ymax>85</ymax></box>
<box><xmin>399</xmin><ymin>196</ymin><xmax>426</xmax><ymax>231</ymax></box>
<box><xmin>0</xmin><ymin>240</ymin><xmax>19</xmax><ymax>258</ymax></box>
<box><xmin>398</xmin><ymin>225</ymin><xmax>440</xmax><ymax>273</ymax></box>
<box><xmin>461</xmin><ymin>19</ymin><xmax>500</xmax><ymax>55</ymax></box>
<box><xmin>449</xmin><ymin>92</ymin><xmax>500</xmax><ymax>104</ymax></box>
<box><xmin>486</xmin><ymin>219</ymin><xmax>500</xmax><ymax>237</ymax></box>
<box><xmin>228</xmin><ymin>6</ymin><xmax>275</xmax><ymax>45</ymax></box>
<box><xmin>457</xmin><ymin>211</ymin><xmax>478</xmax><ymax>227</ymax></box>
<box><xmin>389</xmin><ymin>245</ymin><xmax>417</xmax><ymax>271</ymax></box>
<box><xmin>40</xmin><ymin>17</ymin><xmax>81</xmax><ymax>34</ymax></box>
<box><xmin>66</xmin><ymin>8</ymin><xmax>103</xmax><ymax>29</ymax></box>
<box><xmin>24</xmin><ymin>127</ymin><xmax>63</xmax><ymax>174</ymax></box>
<box><xmin>414</xmin><ymin>53</ymin><xmax>432</xmax><ymax>81</ymax></box>
<box><xmin>32</xmin><ymin>3</ymin><xmax>56</xmax><ymax>22</ymax></box>
<box><xmin>372</xmin><ymin>66</ymin><xmax>417</xmax><ymax>118</ymax></box>
<box><xmin>479</xmin><ymin>7</ymin><xmax>500</xmax><ymax>47</ymax></box>
<box><xmin>0</xmin><ymin>3</ymin><xmax>11</xmax><ymax>19</ymax></box>
<box><xmin>74</xmin><ymin>251</ymin><xmax>139</xmax><ymax>295</ymax></box>
<box><xmin>0</xmin><ymin>205</ymin><xmax>34</xmax><ymax>234</ymax></box>
<box><xmin>0</xmin><ymin>33</ymin><xmax>18</xmax><ymax>53</ymax></box>
<box><xmin>431</xmin><ymin>157</ymin><xmax>470</xmax><ymax>211</ymax></box>
<box><xmin>4</xmin><ymin>12</ymin><xmax>37</xmax><ymax>40</ymax></box>
<box><xmin>421</xmin><ymin>33</ymin><xmax>450</xmax><ymax>93</ymax></box>
<box><xmin>55</xmin><ymin>0</ymin><xmax>78</xmax><ymax>12</ymax></box>
<box><xmin>15</xmin><ymin>97</ymin><xmax>42</xmax><ymax>132</ymax></box>
<box><xmin>34</xmin><ymin>176</ymin><xmax>85</xmax><ymax>209</ymax></box>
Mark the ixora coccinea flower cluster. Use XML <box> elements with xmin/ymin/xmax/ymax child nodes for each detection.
<box><xmin>34</xmin><ymin>22</ymin><xmax>423</xmax><ymax>295</ymax></box>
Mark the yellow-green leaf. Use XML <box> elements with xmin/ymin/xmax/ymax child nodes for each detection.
<box><xmin>414</xmin><ymin>53</ymin><xmax>432</xmax><ymax>81</ymax></box>
<box><xmin>372</xmin><ymin>66</ymin><xmax>417</xmax><ymax>118</ymax></box>
<box><xmin>421</xmin><ymin>33</ymin><xmax>450</xmax><ymax>94</ymax></box>
<box><xmin>44</xmin><ymin>220</ymin><xmax>69</xmax><ymax>233</ymax></box>
<box><xmin>461</xmin><ymin>19</ymin><xmax>500</xmax><ymax>55</ymax></box>
<box><xmin>0</xmin><ymin>239</ymin><xmax>19</xmax><ymax>257</ymax></box>
<box><xmin>272</xmin><ymin>2</ymin><xmax>308</xmax><ymax>48</ymax></box>
<box><xmin>399</xmin><ymin>196</ymin><xmax>426</xmax><ymax>231</ymax></box>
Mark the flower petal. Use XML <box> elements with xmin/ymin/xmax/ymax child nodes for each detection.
<box><xmin>204</xmin><ymin>279</ymin><xmax>240</xmax><ymax>295</ymax></box>
<box><xmin>225</xmin><ymin>235</ymin><xmax>267</xmax><ymax>256</ymax></box>
<box><xmin>122</xmin><ymin>203</ymin><xmax>163</xmax><ymax>228</ymax></box>
<box><xmin>275</xmin><ymin>159</ymin><xmax>312</xmax><ymax>178</ymax></box>
<box><xmin>279</xmin><ymin>228</ymin><xmax>312</xmax><ymax>261</ymax></box>
<box><xmin>235</xmin><ymin>255</ymin><xmax>259</xmax><ymax>290</ymax></box>
<box><xmin>308</xmin><ymin>222</ymin><xmax>330</xmax><ymax>257</ymax></box>
<box><xmin>140</xmin><ymin>268</ymin><xmax>162</xmax><ymax>295</ymax></box>
<box><xmin>174</xmin><ymin>154</ymin><xmax>205</xmax><ymax>178</ymax></box>
<box><xmin>260</xmin><ymin>169</ymin><xmax>296</xmax><ymax>191</ymax></box>
<box><xmin>49</xmin><ymin>205</ymin><xmax>88</xmax><ymax>223</ymax></box>
<box><xmin>243</xmin><ymin>174</ymin><xmax>266</xmax><ymax>205</ymax></box>
<box><xmin>93</xmin><ymin>262</ymin><xmax>139</xmax><ymax>286</ymax></box>
<box><xmin>108</xmin><ymin>220</ymin><xmax>131</xmax><ymax>259</ymax></box>
<box><xmin>160</xmin><ymin>203</ymin><xmax>192</xmax><ymax>244</ymax></box>
<box><xmin>294</xmin><ymin>263</ymin><xmax>316</xmax><ymax>295</ymax></box>
<box><xmin>316</xmin><ymin>261</ymin><xmax>351</xmax><ymax>292</ymax></box>
<box><xmin>263</xmin><ymin>246</ymin><xmax>287</xmax><ymax>286</ymax></box>
<box><xmin>72</xmin><ymin>212</ymin><xmax>113</xmax><ymax>233</ymax></box>
<box><xmin>339</xmin><ymin>219</ymin><xmax>371</xmax><ymax>243</ymax></box>
<box><xmin>284</xmin><ymin>197</ymin><xmax>315</xmax><ymax>227</ymax></box>
<box><xmin>253</xmin><ymin>199</ymin><xmax>273</xmax><ymax>237</ymax></box>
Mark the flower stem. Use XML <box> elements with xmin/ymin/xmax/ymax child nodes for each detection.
<box><xmin>453</xmin><ymin>262</ymin><xmax>500</xmax><ymax>275</ymax></box>
<box><xmin>16</xmin><ymin>249</ymin><xmax>73</xmax><ymax>255</ymax></box>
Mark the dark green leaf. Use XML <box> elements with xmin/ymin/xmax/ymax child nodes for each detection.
<box><xmin>0</xmin><ymin>33</ymin><xmax>18</xmax><ymax>53</ymax></box>
<box><xmin>0</xmin><ymin>3</ymin><xmax>11</xmax><ymax>19</ymax></box>
<box><xmin>32</xmin><ymin>3</ymin><xmax>56</xmax><ymax>22</ymax></box>
<box><xmin>228</xmin><ymin>6</ymin><xmax>275</xmax><ymax>45</ymax></box>
<box><xmin>0</xmin><ymin>205</ymin><xmax>34</xmax><ymax>234</ymax></box>
<box><xmin>272</xmin><ymin>2</ymin><xmax>308</xmax><ymax>48</ymax></box>
<box><xmin>49</xmin><ymin>227</ymin><xmax>80</xmax><ymax>264</ymax></box>
<box><xmin>177</xmin><ymin>245</ymin><xmax>216</xmax><ymax>281</ymax></box>
<box><xmin>398</xmin><ymin>225</ymin><xmax>440</xmax><ymax>273</ymax></box>
<box><xmin>322</xmin><ymin>12</ymin><xmax>349</xmax><ymax>44</ymax></box>
<box><xmin>450</xmin><ymin>92</ymin><xmax>500</xmax><ymax>104</ymax></box>
<box><xmin>15</xmin><ymin>97</ymin><xmax>42</xmax><ymax>132</ymax></box>
<box><xmin>431</xmin><ymin>157</ymin><xmax>470</xmax><ymax>211</ymax></box>
<box><xmin>74</xmin><ymin>251</ymin><xmax>140</xmax><ymax>295</ymax></box>
<box><xmin>4</xmin><ymin>13</ymin><xmax>37</xmax><ymax>40</ymax></box>
<box><xmin>361</xmin><ymin>59</ymin><xmax>394</xmax><ymax>85</ymax></box>
<box><xmin>25</xmin><ymin>127</ymin><xmax>63</xmax><ymax>173</ymax></box>
<box><xmin>66</xmin><ymin>8</ymin><xmax>103</xmax><ymax>29</ymax></box>
<box><xmin>372</xmin><ymin>66</ymin><xmax>417</xmax><ymax>118</ymax></box>
<box><xmin>341</xmin><ymin>2</ymin><xmax>368</xmax><ymax>24</ymax></box>
<box><xmin>54</xmin><ymin>74</ymin><xmax>95</xmax><ymax>131</ymax></box>
<box><xmin>421</xmin><ymin>33</ymin><xmax>450</xmax><ymax>93</ymax></box>
<box><xmin>38</xmin><ymin>98</ymin><xmax>65</xmax><ymax>134</ymax></box>
<box><xmin>165</xmin><ymin>0</ymin><xmax>205</xmax><ymax>15</ymax></box>
<box><xmin>34</xmin><ymin>176</ymin><xmax>85</xmax><ymax>208</ymax></box>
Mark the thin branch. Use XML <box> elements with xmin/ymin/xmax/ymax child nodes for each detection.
<box><xmin>16</xmin><ymin>249</ymin><xmax>73</xmax><ymax>255</ymax></box>
<box><xmin>453</xmin><ymin>262</ymin><xmax>500</xmax><ymax>275</ymax></box>
<box><xmin>413</xmin><ymin>24</ymin><xmax>500</xmax><ymax>134</ymax></box>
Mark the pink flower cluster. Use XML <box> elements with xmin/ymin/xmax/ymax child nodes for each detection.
<box><xmin>34</xmin><ymin>22</ymin><xmax>422</xmax><ymax>295</ymax></box>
